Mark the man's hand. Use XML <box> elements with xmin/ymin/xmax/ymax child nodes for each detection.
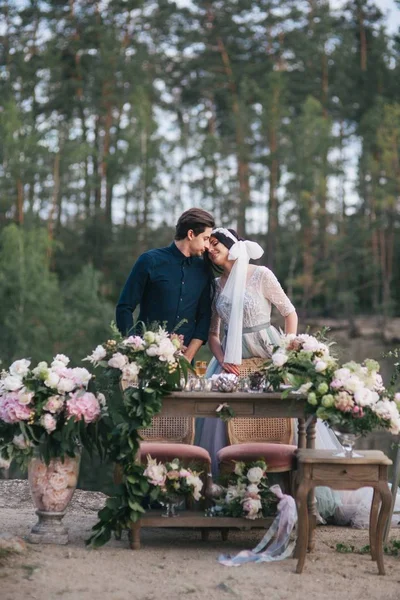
<box><xmin>222</xmin><ymin>363</ymin><xmax>240</xmax><ymax>376</ymax></box>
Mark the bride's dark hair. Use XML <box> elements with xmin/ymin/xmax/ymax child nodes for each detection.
<box><xmin>211</xmin><ymin>228</ymin><xmax>244</xmax><ymax>250</ymax></box>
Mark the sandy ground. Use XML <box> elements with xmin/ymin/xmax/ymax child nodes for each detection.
<box><xmin>0</xmin><ymin>481</ymin><xmax>399</xmax><ymax>600</ymax></box>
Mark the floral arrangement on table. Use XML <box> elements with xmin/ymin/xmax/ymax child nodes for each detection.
<box><xmin>207</xmin><ymin>460</ymin><xmax>277</xmax><ymax>520</ymax></box>
<box><xmin>0</xmin><ymin>354</ymin><xmax>108</xmax><ymax>469</ymax></box>
<box><xmin>264</xmin><ymin>333</ymin><xmax>400</xmax><ymax>436</ymax></box>
<box><xmin>144</xmin><ymin>456</ymin><xmax>203</xmax><ymax>504</ymax></box>
<box><xmin>84</xmin><ymin>323</ymin><xmax>193</xmax><ymax>547</ymax></box>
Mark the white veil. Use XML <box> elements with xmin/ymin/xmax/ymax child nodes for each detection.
<box><xmin>212</xmin><ymin>228</ymin><xmax>263</xmax><ymax>364</ymax></box>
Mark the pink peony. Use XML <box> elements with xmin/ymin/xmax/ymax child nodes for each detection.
<box><xmin>0</xmin><ymin>394</ymin><xmax>32</xmax><ymax>423</ymax></box>
<box><xmin>66</xmin><ymin>392</ymin><xmax>101</xmax><ymax>423</ymax></box>
<box><xmin>44</xmin><ymin>395</ymin><xmax>64</xmax><ymax>414</ymax></box>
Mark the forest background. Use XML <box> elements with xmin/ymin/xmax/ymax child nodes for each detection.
<box><xmin>1</xmin><ymin>1</ymin><xmax>400</xmax><ymax>487</ymax></box>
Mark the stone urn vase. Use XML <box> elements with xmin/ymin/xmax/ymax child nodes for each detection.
<box><xmin>27</xmin><ymin>453</ymin><xmax>80</xmax><ymax>544</ymax></box>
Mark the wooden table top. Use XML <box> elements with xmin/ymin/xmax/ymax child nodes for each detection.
<box><xmin>297</xmin><ymin>448</ymin><xmax>392</xmax><ymax>466</ymax></box>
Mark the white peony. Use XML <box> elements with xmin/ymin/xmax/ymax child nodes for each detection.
<box><xmin>344</xmin><ymin>374</ymin><xmax>364</xmax><ymax>394</ymax></box>
<box><xmin>122</xmin><ymin>362</ymin><xmax>140</xmax><ymax>386</ymax></box>
<box><xmin>157</xmin><ymin>338</ymin><xmax>176</xmax><ymax>362</ymax></box>
<box><xmin>301</xmin><ymin>337</ymin><xmax>321</xmax><ymax>353</ymax></box>
<box><xmin>314</xmin><ymin>360</ymin><xmax>328</xmax><ymax>373</ymax></box>
<box><xmin>84</xmin><ymin>345</ymin><xmax>107</xmax><ymax>363</ymax></box>
<box><xmin>9</xmin><ymin>359</ymin><xmax>31</xmax><ymax>377</ymax></box>
<box><xmin>247</xmin><ymin>467</ymin><xmax>264</xmax><ymax>484</ymax></box>
<box><xmin>3</xmin><ymin>375</ymin><xmax>24</xmax><ymax>391</ymax></box>
<box><xmin>107</xmin><ymin>353</ymin><xmax>129</xmax><ymax>370</ymax></box>
<box><xmin>57</xmin><ymin>377</ymin><xmax>76</xmax><ymax>394</ymax></box>
<box><xmin>354</xmin><ymin>388</ymin><xmax>379</xmax><ymax>408</ymax></box>
<box><xmin>271</xmin><ymin>351</ymin><xmax>288</xmax><ymax>367</ymax></box>
<box><xmin>334</xmin><ymin>368</ymin><xmax>351</xmax><ymax>382</ymax></box>
<box><xmin>51</xmin><ymin>354</ymin><xmax>70</xmax><ymax>368</ymax></box>
<box><xmin>71</xmin><ymin>367</ymin><xmax>92</xmax><ymax>386</ymax></box>
<box><xmin>146</xmin><ymin>345</ymin><xmax>158</xmax><ymax>357</ymax></box>
<box><xmin>144</xmin><ymin>462</ymin><xmax>167</xmax><ymax>487</ymax></box>
<box><xmin>44</xmin><ymin>372</ymin><xmax>61</xmax><ymax>389</ymax></box>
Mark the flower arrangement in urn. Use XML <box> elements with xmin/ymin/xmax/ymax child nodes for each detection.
<box><xmin>264</xmin><ymin>333</ymin><xmax>400</xmax><ymax>438</ymax></box>
<box><xmin>208</xmin><ymin>460</ymin><xmax>277</xmax><ymax>520</ymax></box>
<box><xmin>0</xmin><ymin>354</ymin><xmax>107</xmax><ymax>544</ymax></box>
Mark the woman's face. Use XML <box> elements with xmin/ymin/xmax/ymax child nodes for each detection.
<box><xmin>208</xmin><ymin>236</ymin><xmax>230</xmax><ymax>266</ymax></box>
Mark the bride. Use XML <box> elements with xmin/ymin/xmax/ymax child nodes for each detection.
<box><xmin>197</xmin><ymin>227</ymin><xmax>400</xmax><ymax>528</ymax></box>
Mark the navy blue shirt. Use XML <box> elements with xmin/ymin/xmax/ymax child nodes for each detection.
<box><xmin>116</xmin><ymin>243</ymin><xmax>212</xmax><ymax>345</ymax></box>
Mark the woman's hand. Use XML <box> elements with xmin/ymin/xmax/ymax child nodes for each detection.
<box><xmin>222</xmin><ymin>363</ymin><xmax>240</xmax><ymax>376</ymax></box>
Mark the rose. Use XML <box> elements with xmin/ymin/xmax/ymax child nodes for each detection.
<box><xmin>166</xmin><ymin>470</ymin><xmax>180</xmax><ymax>480</ymax></box>
<box><xmin>40</xmin><ymin>413</ymin><xmax>57</xmax><ymax>433</ymax></box>
<box><xmin>246</xmin><ymin>484</ymin><xmax>259</xmax><ymax>495</ymax></box>
<box><xmin>108</xmin><ymin>353</ymin><xmax>129</xmax><ymax>370</ymax></box>
<box><xmin>3</xmin><ymin>375</ymin><xmax>24</xmax><ymax>391</ymax></box>
<box><xmin>9</xmin><ymin>359</ymin><xmax>31</xmax><ymax>377</ymax></box>
<box><xmin>334</xmin><ymin>391</ymin><xmax>353</xmax><ymax>412</ymax></box>
<box><xmin>271</xmin><ymin>351</ymin><xmax>288</xmax><ymax>367</ymax></box>
<box><xmin>247</xmin><ymin>467</ymin><xmax>264</xmax><ymax>484</ymax></box>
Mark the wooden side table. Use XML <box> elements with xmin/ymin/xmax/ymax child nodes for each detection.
<box><xmin>295</xmin><ymin>449</ymin><xmax>392</xmax><ymax>575</ymax></box>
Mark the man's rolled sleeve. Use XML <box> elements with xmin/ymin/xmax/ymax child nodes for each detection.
<box><xmin>116</xmin><ymin>253</ymin><xmax>152</xmax><ymax>336</ymax></box>
<box><xmin>193</xmin><ymin>281</ymin><xmax>212</xmax><ymax>342</ymax></box>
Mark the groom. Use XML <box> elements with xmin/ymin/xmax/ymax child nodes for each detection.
<box><xmin>116</xmin><ymin>208</ymin><xmax>215</xmax><ymax>362</ymax></box>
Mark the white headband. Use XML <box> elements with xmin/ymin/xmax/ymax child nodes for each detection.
<box><xmin>211</xmin><ymin>227</ymin><xmax>238</xmax><ymax>244</ymax></box>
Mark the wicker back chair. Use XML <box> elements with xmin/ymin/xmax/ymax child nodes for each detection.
<box><xmin>227</xmin><ymin>357</ymin><xmax>294</xmax><ymax>446</ymax></box>
<box><xmin>139</xmin><ymin>417</ymin><xmax>195</xmax><ymax>445</ymax></box>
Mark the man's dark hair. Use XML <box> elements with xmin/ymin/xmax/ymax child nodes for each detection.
<box><xmin>175</xmin><ymin>208</ymin><xmax>215</xmax><ymax>240</ymax></box>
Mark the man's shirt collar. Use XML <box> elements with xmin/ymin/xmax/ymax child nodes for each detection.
<box><xmin>169</xmin><ymin>242</ymin><xmax>192</xmax><ymax>265</ymax></box>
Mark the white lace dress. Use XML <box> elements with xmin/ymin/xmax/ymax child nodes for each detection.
<box><xmin>195</xmin><ymin>266</ymin><xmax>295</xmax><ymax>476</ymax></box>
<box><xmin>208</xmin><ymin>266</ymin><xmax>296</xmax><ymax>361</ymax></box>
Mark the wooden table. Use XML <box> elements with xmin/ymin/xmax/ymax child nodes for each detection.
<box><xmin>295</xmin><ymin>449</ymin><xmax>392</xmax><ymax>575</ymax></box>
<box><xmin>130</xmin><ymin>391</ymin><xmax>317</xmax><ymax>550</ymax></box>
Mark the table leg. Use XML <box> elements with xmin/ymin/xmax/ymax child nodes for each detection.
<box><xmin>129</xmin><ymin>522</ymin><xmax>141</xmax><ymax>550</ymax></box>
<box><xmin>298</xmin><ymin>419</ymin><xmax>306</xmax><ymax>449</ymax></box>
<box><xmin>295</xmin><ymin>482</ymin><xmax>311</xmax><ymax>574</ymax></box>
<box><xmin>306</xmin><ymin>418</ymin><xmax>317</xmax><ymax>552</ymax></box>
<box><xmin>375</xmin><ymin>483</ymin><xmax>392</xmax><ymax>575</ymax></box>
<box><xmin>383</xmin><ymin>444</ymin><xmax>400</xmax><ymax>544</ymax></box>
<box><xmin>369</xmin><ymin>488</ymin><xmax>380</xmax><ymax>561</ymax></box>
